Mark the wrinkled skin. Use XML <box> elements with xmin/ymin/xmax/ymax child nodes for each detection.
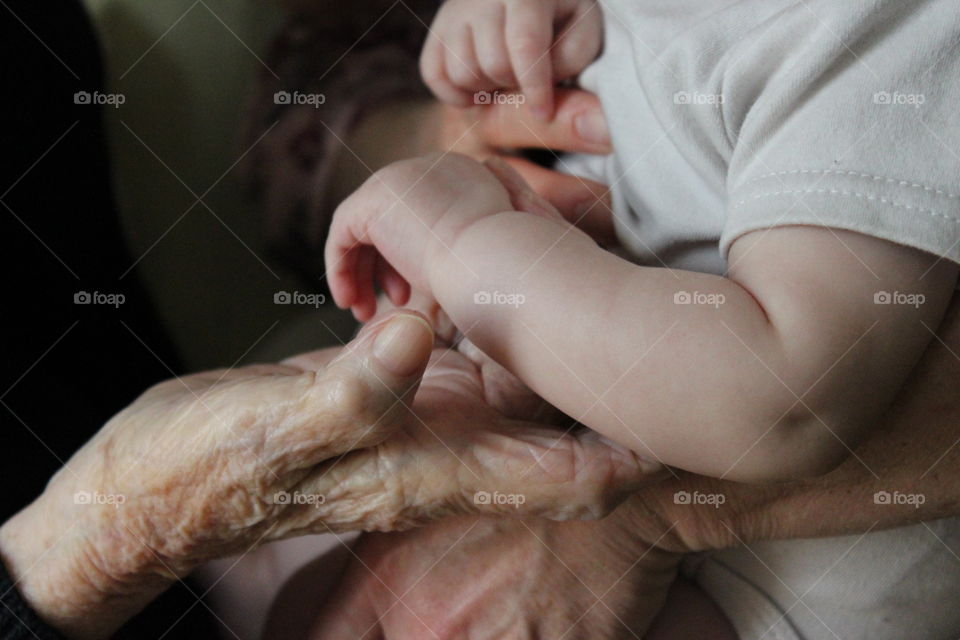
<box><xmin>45</xmin><ymin>315</ymin><xmax>435</xmax><ymax>578</ymax></box>
<box><xmin>258</xmin><ymin>308</ymin><xmax>682</xmax><ymax>640</ymax></box>
<box><xmin>282</xmin><ymin>335</ymin><xmax>662</xmax><ymax>533</ymax></box>
<box><xmin>0</xmin><ymin>310</ymin><xmax>662</xmax><ymax>639</ymax></box>
<box><xmin>303</xmin><ymin>514</ymin><xmax>680</xmax><ymax>640</ymax></box>
<box><xmin>83</xmin><ymin>318</ymin><xmax>652</xmax><ymax>565</ymax></box>
<box><xmin>0</xmin><ymin>313</ymin><xmax>435</xmax><ymax>637</ymax></box>
<box><xmin>248</xmin><ymin>293</ymin><xmax>675</xmax><ymax>640</ymax></box>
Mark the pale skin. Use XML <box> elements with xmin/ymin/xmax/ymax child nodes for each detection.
<box><xmin>419</xmin><ymin>0</ymin><xmax>602</xmax><ymax>119</ymax></box>
<box><xmin>325</xmin><ymin>152</ymin><xmax>959</xmax><ymax>483</ymax></box>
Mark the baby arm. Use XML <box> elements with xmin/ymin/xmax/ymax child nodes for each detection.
<box><xmin>327</xmin><ymin>154</ymin><xmax>959</xmax><ymax>482</ymax></box>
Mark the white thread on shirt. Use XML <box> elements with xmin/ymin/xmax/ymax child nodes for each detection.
<box><xmin>731</xmin><ymin>188</ymin><xmax>960</xmax><ymax>224</ymax></box>
<box><xmin>744</xmin><ymin>169</ymin><xmax>960</xmax><ymax>200</ymax></box>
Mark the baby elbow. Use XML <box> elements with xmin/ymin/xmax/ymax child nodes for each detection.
<box><xmin>731</xmin><ymin>407</ymin><xmax>854</xmax><ymax>483</ymax></box>
<box><xmin>771</xmin><ymin>431</ymin><xmax>850</xmax><ymax>481</ymax></box>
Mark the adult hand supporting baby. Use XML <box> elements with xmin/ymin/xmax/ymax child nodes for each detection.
<box><xmin>0</xmin><ymin>311</ymin><xmax>432</xmax><ymax>639</ymax></box>
<box><xmin>0</xmin><ymin>308</ymin><xmax>661</xmax><ymax>639</ymax></box>
<box><xmin>276</xmin><ymin>297</ymin><xmax>685</xmax><ymax>640</ymax></box>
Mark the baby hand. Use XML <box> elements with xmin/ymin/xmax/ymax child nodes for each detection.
<box><xmin>325</xmin><ymin>153</ymin><xmax>513</xmax><ymax>322</ymax></box>
<box><xmin>325</xmin><ymin>153</ymin><xmax>567</xmax><ymax>322</ymax></box>
<box><xmin>420</xmin><ymin>0</ymin><xmax>602</xmax><ymax>119</ymax></box>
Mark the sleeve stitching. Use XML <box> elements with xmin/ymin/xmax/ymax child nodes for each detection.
<box><xmin>731</xmin><ymin>188</ymin><xmax>960</xmax><ymax>224</ymax></box>
<box><xmin>744</xmin><ymin>169</ymin><xmax>960</xmax><ymax>200</ymax></box>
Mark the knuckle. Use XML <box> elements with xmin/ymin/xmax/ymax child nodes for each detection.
<box><xmin>580</xmin><ymin>482</ymin><xmax>621</xmax><ymax>519</ymax></box>
<box><xmin>321</xmin><ymin>376</ymin><xmax>399</xmax><ymax>440</ymax></box>
<box><xmin>560</xmin><ymin>437</ymin><xmax>626</xmax><ymax>518</ymax></box>
<box><xmin>323</xmin><ymin>375</ymin><xmax>370</xmax><ymax>421</ymax></box>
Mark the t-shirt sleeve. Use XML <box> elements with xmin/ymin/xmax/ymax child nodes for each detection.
<box><xmin>722</xmin><ymin>0</ymin><xmax>960</xmax><ymax>265</ymax></box>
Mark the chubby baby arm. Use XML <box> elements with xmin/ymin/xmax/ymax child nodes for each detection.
<box><xmin>327</xmin><ymin>154</ymin><xmax>958</xmax><ymax>483</ymax></box>
<box><xmin>429</xmin><ymin>212</ymin><xmax>958</xmax><ymax>482</ymax></box>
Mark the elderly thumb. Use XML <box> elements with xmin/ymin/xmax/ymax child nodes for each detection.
<box><xmin>265</xmin><ymin>312</ymin><xmax>434</xmax><ymax>465</ymax></box>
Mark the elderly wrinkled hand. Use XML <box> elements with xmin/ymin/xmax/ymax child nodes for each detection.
<box><xmin>0</xmin><ymin>307</ymin><xmax>662</xmax><ymax>639</ymax></box>
<box><xmin>0</xmin><ymin>311</ymin><xmax>433</xmax><ymax>638</ymax></box>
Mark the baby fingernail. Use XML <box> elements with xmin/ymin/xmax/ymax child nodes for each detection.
<box><xmin>574</xmin><ymin>109</ymin><xmax>610</xmax><ymax>146</ymax></box>
<box><xmin>373</xmin><ymin>314</ymin><xmax>434</xmax><ymax>377</ymax></box>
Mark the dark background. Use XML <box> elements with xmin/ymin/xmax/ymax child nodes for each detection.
<box><xmin>2</xmin><ymin>1</ymin><xmax>216</xmax><ymax>635</ymax></box>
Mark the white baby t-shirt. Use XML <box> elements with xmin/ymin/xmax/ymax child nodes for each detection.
<box><xmin>576</xmin><ymin>0</ymin><xmax>960</xmax><ymax>275</ymax></box>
